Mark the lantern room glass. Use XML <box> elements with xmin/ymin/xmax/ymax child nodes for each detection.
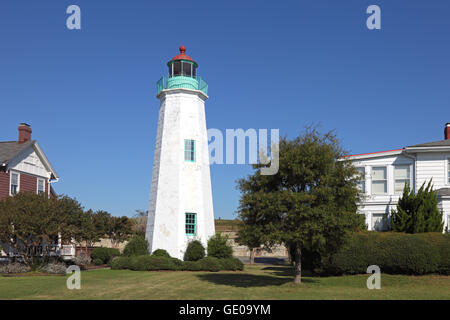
<box><xmin>169</xmin><ymin>61</ymin><xmax>196</xmax><ymax>78</ymax></box>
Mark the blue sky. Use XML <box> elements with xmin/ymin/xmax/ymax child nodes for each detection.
<box><xmin>0</xmin><ymin>1</ymin><xmax>449</xmax><ymax>219</ymax></box>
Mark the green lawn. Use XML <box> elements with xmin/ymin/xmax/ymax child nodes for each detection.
<box><xmin>0</xmin><ymin>265</ymin><xmax>449</xmax><ymax>300</ymax></box>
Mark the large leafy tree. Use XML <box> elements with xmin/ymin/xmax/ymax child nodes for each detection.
<box><xmin>107</xmin><ymin>216</ymin><xmax>133</xmax><ymax>248</ymax></box>
<box><xmin>391</xmin><ymin>180</ymin><xmax>444</xmax><ymax>233</ymax></box>
<box><xmin>0</xmin><ymin>193</ymin><xmax>83</xmax><ymax>267</ymax></box>
<box><xmin>237</xmin><ymin>128</ymin><xmax>365</xmax><ymax>284</ymax></box>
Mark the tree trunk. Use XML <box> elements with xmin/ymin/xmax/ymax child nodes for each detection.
<box><xmin>250</xmin><ymin>248</ymin><xmax>256</xmax><ymax>265</ymax></box>
<box><xmin>293</xmin><ymin>242</ymin><xmax>302</xmax><ymax>284</ymax></box>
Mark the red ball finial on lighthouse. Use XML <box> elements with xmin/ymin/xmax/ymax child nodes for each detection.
<box><xmin>179</xmin><ymin>45</ymin><xmax>186</xmax><ymax>54</ymax></box>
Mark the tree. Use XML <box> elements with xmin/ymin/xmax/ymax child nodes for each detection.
<box><xmin>0</xmin><ymin>193</ymin><xmax>83</xmax><ymax>267</ymax></box>
<box><xmin>391</xmin><ymin>180</ymin><xmax>444</xmax><ymax>233</ymax></box>
<box><xmin>131</xmin><ymin>210</ymin><xmax>148</xmax><ymax>237</ymax></box>
<box><xmin>236</xmin><ymin>221</ymin><xmax>264</xmax><ymax>264</ymax></box>
<box><xmin>237</xmin><ymin>128</ymin><xmax>365</xmax><ymax>284</ymax></box>
<box><xmin>107</xmin><ymin>216</ymin><xmax>133</xmax><ymax>248</ymax></box>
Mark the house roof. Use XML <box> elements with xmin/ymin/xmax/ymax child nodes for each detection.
<box><xmin>0</xmin><ymin>140</ymin><xmax>35</xmax><ymax>165</ymax></box>
<box><xmin>436</xmin><ymin>188</ymin><xmax>450</xmax><ymax>197</ymax></box>
<box><xmin>406</xmin><ymin>139</ymin><xmax>450</xmax><ymax>148</ymax></box>
<box><xmin>0</xmin><ymin>140</ymin><xmax>59</xmax><ymax>180</ymax></box>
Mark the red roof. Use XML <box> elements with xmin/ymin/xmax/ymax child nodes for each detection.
<box><xmin>170</xmin><ymin>45</ymin><xmax>195</xmax><ymax>62</ymax></box>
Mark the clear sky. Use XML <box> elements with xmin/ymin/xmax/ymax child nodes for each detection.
<box><xmin>0</xmin><ymin>1</ymin><xmax>449</xmax><ymax>219</ymax></box>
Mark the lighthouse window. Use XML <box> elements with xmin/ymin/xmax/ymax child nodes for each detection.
<box><xmin>182</xmin><ymin>62</ymin><xmax>192</xmax><ymax>77</ymax></box>
<box><xmin>185</xmin><ymin>213</ymin><xmax>197</xmax><ymax>236</ymax></box>
<box><xmin>173</xmin><ymin>61</ymin><xmax>182</xmax><ymax>76</ymax></box>
<box><xmin>184</xmin><ymin>139</ymin><xmax>195</xmax><ymax>162</ymax></box>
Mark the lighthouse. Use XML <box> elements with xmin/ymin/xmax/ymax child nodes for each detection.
<box><xmin>146</xmin><ymin>46</ymin><xmax>215</xmax><ymax>259</ymax></box>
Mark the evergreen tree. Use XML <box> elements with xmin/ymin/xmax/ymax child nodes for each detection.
<box><xmin>391</xmin><ymin>180</ymin><xmax>444</xmax><ymax>233</ymax></box>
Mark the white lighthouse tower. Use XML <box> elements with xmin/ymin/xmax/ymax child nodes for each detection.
<box><xmin>146</xmin><ymin>46</ymin><xmax>215</xmax><ymax>259</ymax></box>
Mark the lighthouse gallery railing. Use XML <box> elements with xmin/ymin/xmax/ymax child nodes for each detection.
<box><xmin>156</xmin><ymin>76</ymin><xmax>208</xmax><ymax>96</ymax></box>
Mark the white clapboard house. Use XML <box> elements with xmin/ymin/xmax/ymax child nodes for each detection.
<box><xmin>343</xmin><ymin>123</ymin><xmax>450</xmax><ymax>231</ymax></box>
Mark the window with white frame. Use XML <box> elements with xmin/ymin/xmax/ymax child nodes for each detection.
<box><xmin>356</xmin><ymin>167</ymin><xmax>366</xmax><ymax>193</ymax></box>
<box><xmin>371</xmin><ymin>213</ymin><xmax>388</xmax><ymax>231</ymax></box>
<box><xmin>394</xmin><ymin>165</ymin><xmax>411</xmax><ymax>193</ymax></box>
<box><xmin>371</xmin><ymin>167</ymin><xmax>387</xmax><ymax>194</ymax></box>
<box><xmin>37</xmin><ymin>179</ymin><xmax>45</xmax><ymax>195</ymax></box>
<box><xmin>10</xmin><ymin>172</ymin><xmax>19</xmax><ymax>195</ymax></box>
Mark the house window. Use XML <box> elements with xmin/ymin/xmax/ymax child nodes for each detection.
<box><xmin>37</xmin><ymin>179</ymin><xmax>45</xmax><ymax>194</ymax></box>
<box><xmin>10</xmin><ymin>172</ymin><xmax>19</xmax><ymax>195</ymax></box>
<box><xmin>356</xmin><ymin>167</ymin><xmax>366</xmax><ymax>193</ymax></box>
<box><xmin>371</xmin><ymin>213</ymin><xmax>388</xmax><ymax>231</ymax></box>
<box><xmin>185</xmin><ymin>213</ymin><xmax>196</xmax><ymax>236</ymax></box>
<box><xmin>394</xmin><ymin>165</ymin><xmax>411</xmax><ymax>193</ymax></box>
<box><xmin>184</xmin><ymin>139</ymin><xmax>195</xmax><ymax>162</ymax></box>
<box><xmin>371</xmin><ymin>167</ymin><xmax>387</xmax><ymax>194</ymax></box>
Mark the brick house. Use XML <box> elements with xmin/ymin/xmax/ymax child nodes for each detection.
<box><xmin>0</xmin><ymin>123</ymin><xmax>59</xmax><ymax>200</ymax></box>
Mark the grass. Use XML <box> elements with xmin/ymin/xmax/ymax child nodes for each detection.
<box><xmin>0</xmin><ymin>265</ymin><xmax>449</xmax><ymax>300</ymax></box>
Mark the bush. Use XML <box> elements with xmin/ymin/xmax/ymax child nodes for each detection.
<box><xmin>184</xmin><ymin>240</ymin><xmax>205</xmax><ymax>261</ymax></box>
<box><xmin>0</xmin><ymin>262</ymin><xmax>30</xmax><ymax>274</ymax></box>
<box><xmin>152</xmin><ymin>249</ymin><xmax>171</xmax><ymax>258</ymax></box>
<box><xmin>219</xmin><ymin>258</ymin><xmax>244</xmax><ymax>271</ymax></box>
<box><xmin>182</xmin><ymin>260</ymin><xmax>202</xmax><ymax>271</ymax></box>
<box><xmin>129</xmin><ymin>255</ymin><xmax>177</xmax><ymax>271</ymax></box>
<box><xmin>123</xmin><ymin>235</ymin><xmax>149</xmax><ymax>257</ymax></box>
<box><xmin>198</xmin><ymin>257</ymin><xmax>222</xmax><ymax>272</ymax></box>
<box><xmin>207</xmin><ymin>234</ymin><xmax>233</xmax><ymax>259</ymax></box>
<box><xmin>324</xmin><ymin>232</ymin><xmax>449</xmax><ymax>275</ymax></box>
<box><xmin>110</xmin><ymin>256</ymin><xmax>133</xmax><ymax>270</ymax></box>
<box><xmin>91</xmin><ymin>247</ymin><xmax>120</xmax><ymax>264</ymax></box>
<box><xmin>93</xmin><ymin>258</ymin><xmax>103</xmax><ymax>266</ymax></box>
<box><xmin>73</xmin><ymin>252</ymin><xmax>91</xmax><ymax>270</ymax></box>
<box><xmin>43</xmin><ymin>262</ymin><xmax>67</xmax><ymax>274</ymax></box>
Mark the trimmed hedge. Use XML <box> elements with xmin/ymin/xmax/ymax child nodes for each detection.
<box><xmin>152</xmin><ymin>249</ymin><xmax>171</xmax><ymax>258</ymax></box>
<box><xmin>110</xmin><ymin>255</ymin><xmax>244</xmax><ymax>272</ymax></box>
<box><xmin>91</xmin><ymin>247</ymin><xmax>120</xmax><ymax>264</ymax></box>
<box><xmin>324</xmin><ymin>232</ymin><xmax>450</xmax><ymax>275</ymax></box>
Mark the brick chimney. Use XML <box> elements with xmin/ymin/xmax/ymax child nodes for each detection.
<box><xmin>18</xmin><ymin>123</ymin><xmax>32</xmax><ymax>144</ymax></box>
<box><xmin>445</xmin><ymin>123</ymin><xmax>450</xmax><ymax>140</ymax></box>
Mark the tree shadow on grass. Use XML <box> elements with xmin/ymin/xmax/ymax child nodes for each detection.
<box><xmin>261</xmin><ymin>266</ymin><xmax>315</xmax><ymax>278</ymax></box>
<box><xmin>196</xmin><ymin>273</ymin><xmax>292</xmax><ymax>287</ymax></box>
<box><xmin>196</xmin><ymin>270</ymin><xmax>317</xmax><ymax>288</ymax></box>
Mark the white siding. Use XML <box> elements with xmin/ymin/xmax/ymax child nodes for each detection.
<box><xmin>415</xmin><ymin>152</ymin><xmax>450</xmax><ymax>190</ymax></box>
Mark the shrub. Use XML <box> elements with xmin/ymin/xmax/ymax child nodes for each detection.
<box><xmin>198</xmin><ymin>257</ymin><xmax>222</xmax><ymax>272</ymax></box>
<box><xmin>130</xmin><ymin>255</ymin><xmax>177</xmax><ymax>271</ymax></box>
<box><xmin>183</xmin><ymin>260</ymin><xmax>202</xmax><ymax>271</ymax></box>
<box><xmin>73</xmin><ymin>252</ymin><xmax>91</xmax><ymax>270</ymax></box>
<box><xmin>123</xmin><ymin>235</ymin><xmax>149</xmax><ymax>256</ymax></box>
<box><xmin>93</xmin><ymin>258</ymin><xmax>103</xmax><ymax>266</ymax></box>
<box><xmin>324</xmin><ymin>232</ymin><xmax>449</xmax><ymax>275</ymax></box>
<box><xmin>43</xmin><ymin>262</ymin><xmax>67</xmax><ymax>274</ymax></box>
<box><xmin>91</xmin><ymin>247</ymin><xmax>120</xmax><ymax>264</ymax></box>
<box><xmin>110</xmin><ymin>256</ymin><xmax>133</xmax><ymax>270</ymax></box>
<box><xmin>152</xmin><ymin>249</ymin><xmax>171</xmax><ymax>258</ymax></box>
<box><xmin>207</xmin><ymin>234</ymin><xmax>233</xmax><ymax>259</ymax></box>
<box><xmin>0</xmin><ymin>262</ymin><xmax>30</xmax><ymax>274</ymax></box>
<box><xmin>219</xmin><ymin>258</ymin><xmax>244</xmax><ymax>271</ymax></box>
<box><xmin>184</xmin><ymin>240</ymin><xmax>205</xmax><ymax>261</ymax></box>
